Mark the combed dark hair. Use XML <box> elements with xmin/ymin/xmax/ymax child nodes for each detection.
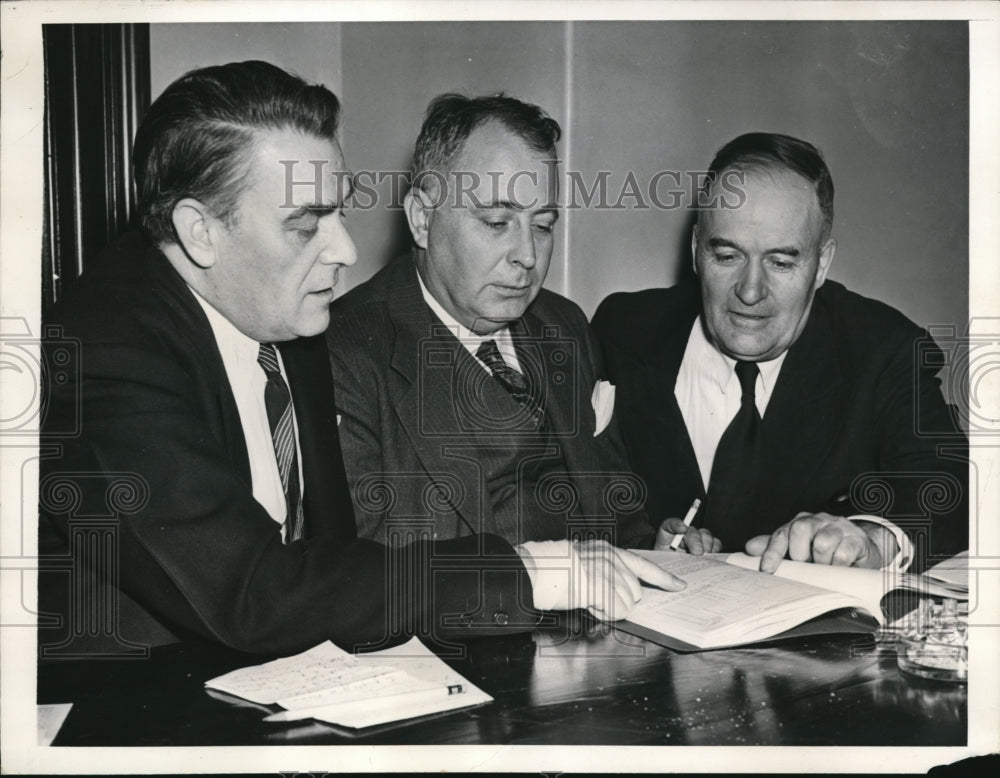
<box><xmin>703</xmin><ymin>132</ymin><xmax>835</xmax><ymax>242</ymax></box>
<box><xmin>133</xmin><ymin>60</ymin><xmax>341</xmax><ymax>245</ymax></box>
<box><xmin>411</xmin><ymin>92</ymin><xmax>561</xmax><ymax>194</ymax></box>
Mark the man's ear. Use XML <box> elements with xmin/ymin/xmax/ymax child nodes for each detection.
<box><xmin>171</xmin><ymin>198</ymin><xmax>218</xmax><ymax>269</ymax></box>
<box><xmin>403</xmin><ymin>188</ymin><xmax>434</xmax><ymax>250</ymax></box>
<box><xmin>814</xmin><ymin>237</ymin><xmax>837</xmax><ymax>289</ymax></box>
<box><xmin>690</xmin><ymin>224</ymin><xmax>700</xmax><ymax>276</ymax></box>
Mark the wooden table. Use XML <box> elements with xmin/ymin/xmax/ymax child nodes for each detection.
<box><xmin>37</xmin><ymin>612</ymin><xmax>966</xmax><ymax>747</ymax></box>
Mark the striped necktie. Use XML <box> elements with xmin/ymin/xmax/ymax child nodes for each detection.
<box><xmin>257</xmin><ymin>343</ymin><xmax>304</xmax><ymax>542</ymax></box>
<box><xmin>475</xmin><ymin>338</ymin><xmax>548</xmax><ymax>432</ymax></box>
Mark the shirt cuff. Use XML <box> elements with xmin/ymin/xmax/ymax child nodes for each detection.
<box><xmin>848</xmin><ymin>515</ymin><xmax>914</xmax><ymax>572</ymax></box>
<box><xmin>515</xmin><ymin>540</ymin><xmax>575</xmax><ymax>612</ymax></box>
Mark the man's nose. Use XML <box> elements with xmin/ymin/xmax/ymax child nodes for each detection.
<box><xmin>735</xmin><ymin>259</ymin><xmax>766</xmax><ymax>305</ymax></box>
<box><xmin>509</xmin><ymin>220</ymin><xmax>537</xmax><ymax>269</ymax></box>
<box><xmin>317</xmin><ymin>216</ymin><xmax>357</xmax><ymax>267</ymax></box>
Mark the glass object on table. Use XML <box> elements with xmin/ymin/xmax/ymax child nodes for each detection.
<box><xmin>896</xmin><ymin>598</ymin><xmax>968</xmax><ymax>683</ymax></box>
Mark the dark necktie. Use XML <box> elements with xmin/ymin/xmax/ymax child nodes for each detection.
<box><xmin>257</xmin><ymin>343</ymin><xmax>304</xmax><ymax>542</ymax></box>
<box><xmin>702</xmin><ymin>360</ymin><xmax>760</xmax><ymax>546</ymax></box>
<box><xmin>475</xmin><ymin>339</ymin><xmax>548</xmax><ymax>432</ymax></box>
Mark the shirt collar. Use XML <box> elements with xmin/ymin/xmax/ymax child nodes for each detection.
<box><xmin>415</xmin><ymin>268</ymin><xmax>515</xmax><ymax>362</ymax></box>
<box><xmin>689</xmin><ymin>315</ymin><xmax>787</xmax><ymax>398</ymax></box>
<box><xmin>189</xmin><ymin>285</ymin><xmax>265</xmax><ymax>382</ymax></box>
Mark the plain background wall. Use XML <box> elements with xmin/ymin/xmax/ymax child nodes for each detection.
<box><xmin>150</xmin><ymin>21</ymin><xmax>968</xmax><ymax>333</ymax></box>
<box><xmin>339</xmin><ymin>22</ymin><xmax>570</xmax><ymax>292</ymax></box>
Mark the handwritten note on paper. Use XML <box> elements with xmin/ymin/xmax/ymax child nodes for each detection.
<box><xmin>276</xmin><ymin>668</ymin><xmax>438</xmax><ymax>709</ymax></box>
<box><xmin>205</xmin><ymin>637</ymin><xmax>493</xmax><ymax>730</ymax></box>
<box><xmin>204</xmin><ymin>641</ymin><xmax>394</xmax><ymax>704</ymax></box>
<box><xmin>297</xmin><ymin>638</ymin><xmax>493</xmax><ymax>729</ymax></box>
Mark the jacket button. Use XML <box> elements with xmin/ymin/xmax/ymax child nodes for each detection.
<box><xmin>493</xmin><ymin>610</ymin><xmax>509</xmax><ymax>626</ymax></box>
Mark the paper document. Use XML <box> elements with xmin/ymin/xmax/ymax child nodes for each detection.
<box><xmin>719</xmin><ymin>552</ymin><xmax>968</xmax><ymax>606</ymax></box>
<box><xmin>926</xmin><ymin>551</ymin><xmax>969</xmax><ymax>589</ymax></box>
<box><xmin>627</xmin><ymin>552</ymin><xmax>867</xmax><ymax>649</ymax></box>
<box><xmin>717</xmin><ymin>552</ymin><xmax>889</xmax><ymax>620</ymax></box>
<box><xmin>206</xmin><ymin>636</ymin><xmax>491</xmax><ymax>729</ymax></box>
<box><xmin>205</xmin><ymin>641</ymin><xmax>390</xmax><ymax>704</ymax></box>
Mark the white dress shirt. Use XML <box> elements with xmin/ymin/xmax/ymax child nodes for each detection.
<box><xmin>416</xmin><ymin>271</ymin><xmax>521</xmax><ymax>373</ymax></box>
<box><xmin>675</xmin><ymin>318</ymin><xmax>786</xmax><ymax>489</ymax></box>
<box><xmin>191</xmin><ymin>289</ymin><xmax>303</xmax><ymax>538</ymax></box>
<box><xmin>675</xmin><ymin>316</ymin><xmax>911</xmax><ymax>571</ymax></box>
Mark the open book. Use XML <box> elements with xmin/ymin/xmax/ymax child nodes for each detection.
<box><xmin>205</xmin><ymin>636</ymin><xmax>491</xmax><ymax>730</ymax></box>
<box><xmin>619</xmin><ymin>550</ymin><xmax>968</xmax><ymax>652</ymax></box>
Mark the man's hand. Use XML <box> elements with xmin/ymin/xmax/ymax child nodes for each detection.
<box><xmin>745</xmin><ymin>512</ymin><xmax>897</xmax><ymax>573</ymax></box>
<box><xmin>517</xmin><ymin>539</ymin><xmax>686</xmax><ymax>620</ymax></box>
<box><xmin>654</xmin><ymin>518</ymin><xmax>722</xmax><ymax>555</ymax></box>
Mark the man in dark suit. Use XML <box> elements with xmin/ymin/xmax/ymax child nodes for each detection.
<box><xmin>328</xmin><ymin>94</ymin><xmax>653</xmax><ymax>557</ymax></box>
<box><xmin>39</xmin><ymin>63</ymin><xmax>681</xmax><ymax>658</ymax></box>
<box><xmin>593</xmin><ymin>133</ymin><xmax>967</xmax><ymax>574</ymax></box>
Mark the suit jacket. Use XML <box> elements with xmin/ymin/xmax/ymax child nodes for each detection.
<box><xmin>39</xmin><ymin>232</ymin><xmax>539</xmax><ymax>657</ymax></box>
<box><xmin>592</xmin><ymin>279</ymin><xmax>967</xmax><ymax>571</ymax></box>
<box><xmin>327</xmin><ymin>256</ymin><xmax>652</xmax><ymax>549</ymax></box>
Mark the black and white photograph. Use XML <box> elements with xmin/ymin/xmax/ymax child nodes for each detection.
<box><xmin>1</xmin><ymin>0</ymin><xmax>997</xmax><ymax>774</ymax></box>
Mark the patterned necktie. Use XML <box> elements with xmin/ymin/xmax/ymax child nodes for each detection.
<box><xmin>702</xmin><ymin>360</ymin><xmax>760</xmax><ymax>547</ymax></box>
<box><xmin>475</xmin><ymin>339</ymin><xmax>548</xmax><ymax>432</ymax></box>
<box><xmin>257</xmin><ymin>343</ymin><xmax>304</xmax><ymax>542</ymax></box>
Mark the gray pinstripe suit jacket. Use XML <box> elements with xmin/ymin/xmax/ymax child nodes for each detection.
<box><xmin>327</xmin><ymin>257</ymin><xmax>654</xmax><ymax>549</ymax></box>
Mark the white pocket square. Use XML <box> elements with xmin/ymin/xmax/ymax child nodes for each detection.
<box><xmin>591</xmin><ymin>380</ymin><xmax>615</xmax><ymax>437</ymax></box>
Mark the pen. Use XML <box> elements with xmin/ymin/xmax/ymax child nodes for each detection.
<box><xmin>669</xmin><ymin>498</ymin><xmax>701</xmax><ymax>550</ymax></box>
<box><xmin>262</xmin><ymin>683</ymin><xmax>465</xmax><ymax>723</ymax></box>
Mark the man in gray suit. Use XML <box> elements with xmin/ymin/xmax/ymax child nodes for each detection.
<box><xmin>328</xmin><ymin>93</ymin><xmax>652</xmax><ymax>555</ymax></box>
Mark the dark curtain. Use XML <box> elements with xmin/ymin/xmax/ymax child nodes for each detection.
<box><xmin>42</xmin><ymin>24</ymin><xmax>150</xmax><ymax>313</ymax></box>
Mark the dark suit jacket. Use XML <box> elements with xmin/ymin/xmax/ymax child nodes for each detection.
<box><xmin>592</xmin><ymin>279</ymin><xmax>967</xmax><ymax>571</ymax></box>
<box><xmin>327</xmin><ymin>257</ymin><xmax>652</xmax><ymax>549</ymax></box>
<box><xmin>39</xmin><ymin>232</ymin><xmax>539</xmax><ymax>657</ymax></box>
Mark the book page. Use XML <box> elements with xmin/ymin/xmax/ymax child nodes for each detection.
<box><xmin>927</xmin><ymin>550</ymin><xmax>969</xmax><ymax>588</ymax></box>
<box><xmin>627</xmin><ymin>552</ymin><xmax>868</xmax><ymax>648</ymax></box>
<box><xmin>718</xmin><ymin>552</ymin><xmax>888</xmax><ymax>621</ymax></box>
<box><xmin>719</xmin><ymin>552</ymin><xmax>966</xmax><ymax>613</ymax></box>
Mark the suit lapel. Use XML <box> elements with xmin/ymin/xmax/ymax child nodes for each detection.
<box><xmin>754</xmin><ymin>300</ymin><xmax>844</xmax><ymax>527</ymax></box>
<box><xmin>143</xmin><ymin>245</ymin><xmax>253</xmax><ymax>487</ymax></box>
<box><xmin>144</xmin><ymin>241</ymin><xmax>355</xmax><ymax>543</ymax></box>
<box><xmin>651</xmin><ymin>297</ymin><xmax>705</xmax><ymax>500</ymax></box>
<box><xmin>515</xmin><ymin>307</ymin><xmax>613</xmax><ymax>523</ymax></box>
<box><xmin>386</xmin><ymin>261</ymin><xmax>477</xmax><ymax>523</ymax></box>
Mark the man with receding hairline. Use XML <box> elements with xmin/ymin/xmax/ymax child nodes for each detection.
<box><xmin>328</xmin><ymin>93</ymin><xmax>665</xmax><ymax>608</ymax></box>
<box><xmin>593</xmin><ymin>132</ymin><xmax>967</xmax><ymax>574</ymax></box>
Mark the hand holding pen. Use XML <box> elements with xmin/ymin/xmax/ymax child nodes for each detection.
<box><xmin>654</xmin><ymin>498</ymin><xmax>722</xmax><ymax>555</ymax></box>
